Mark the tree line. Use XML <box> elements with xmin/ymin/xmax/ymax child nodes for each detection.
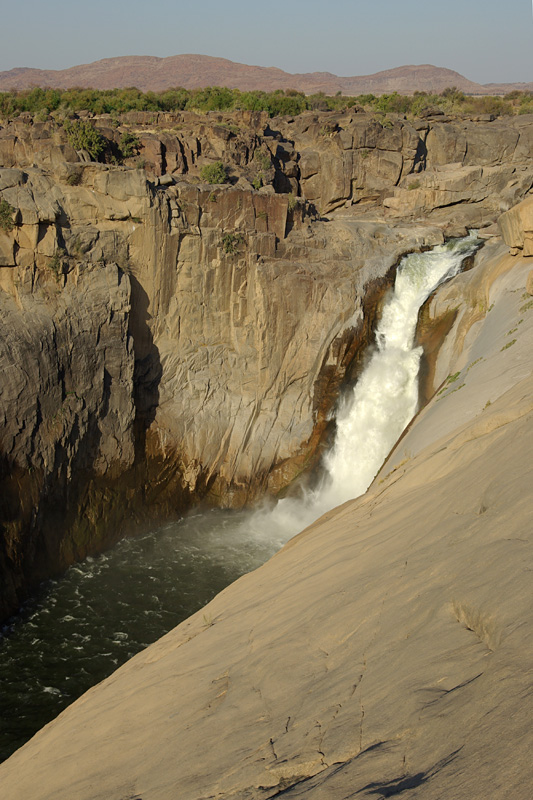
<box><xmin>1</xmin><ymin>85</ymin><xmax>532</xmax><ymax>120</ymax></box>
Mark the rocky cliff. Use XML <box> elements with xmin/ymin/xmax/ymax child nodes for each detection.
<box><xmin>0</xmin><ymin>199</ymin><xmax>531</xmax><ymax>799</ymax></box>
<box><xmin>1</xmin><ymin>109</ymin><xmax>533</xmax><ymax>618</ymax></box>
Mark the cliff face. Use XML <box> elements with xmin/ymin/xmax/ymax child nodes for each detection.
<box><xmin>0</xmin><ymin>149</ymin><xmax>442</xmax><ymax>618</ymax></box>
<box><xmin>132</xmin><ymin>183</ymin><xmax>444</xmax><ymax>508</ymax></box>
<box><xmin>1</xmin><ymin>109</ymin><xmax>533</xmax><ymax>617</ymax></box>
<box><xmin>0</xmin><ymin>215</ymin><xmax>531</xmax><ymax>800</ymax></box>
<box><xmin>280</xmin><ymin>111</ymin><xmax>533</xmax><ymax>221</ymax></box>
<box><xmin>0</xmin><ymin>170</ymin><xmax>138</xmax><ymax>614</ymax></box>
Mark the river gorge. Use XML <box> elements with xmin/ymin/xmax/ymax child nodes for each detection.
<box><xmin>0</xmin><ymin>106</ymin><xmax>532</xmax><ymax>798</ymax></box>
<box><xmin>0</xmin><ymin>234</ymin><xmax>481</xmax><ymax>761</ymax></box>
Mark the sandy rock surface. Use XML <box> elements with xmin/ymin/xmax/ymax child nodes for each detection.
<box><xmin>1</xmin><ymin>234</ymin><xmax>531</xmax><ymax>799</ymax></box>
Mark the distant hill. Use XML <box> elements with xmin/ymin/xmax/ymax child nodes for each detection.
<box><xmin>484</xmin><ymin>81</ymin><xmax>533</xmax><ymax>95</ymax></box>
<box><xmin>0</xmin><ymin>55</ymin><xmax>522</xmax><ymax>96</ymax></box>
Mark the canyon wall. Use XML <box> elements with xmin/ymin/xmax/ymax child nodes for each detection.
<box><xmin>4</xmin><ymin>109</ymin><xmax>533</xmax><ymax>220</ymax></box>
<box><xmin>1</xmin><ymin>109</ymin><xmax>533</xmax><ymax>617</ymax></box>
<box><xmin>1</xmin><ymin>202</ymin><xmax>531</xmax><ymax>800</ymax></box>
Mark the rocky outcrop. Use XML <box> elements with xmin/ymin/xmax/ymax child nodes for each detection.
<box><xmin>498</xmin><ymin>193</ymin><xmax>533</xmax><ymax>255</ymax></box>
<box><xmin>0</xmin><ymin>233</ymin><xmax>531</xmax><ymax>800</ymax></box>
<box><xmin>0</xmin><ymin>166</ymin><xmax>141</xmax><ymax>616</ymax></box>
<box><xmin>384</xmin><ymin>162</ymin><xmax>533</xmax><ymax>223</ymax></box>
<box><xmin>4</xmin><ymin>111</ymin><xmax>533</xmax><ymax>223</ymax></box>
<box><xmin>281</xmin><ymin>112</ymin><xmax>533</xmax><ymax>219</ymax></box>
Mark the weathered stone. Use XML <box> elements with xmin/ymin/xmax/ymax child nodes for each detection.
<box><xmin>15</xmin><ymin>223</ymin><xmax>39</xmax><ymax>251</ymax></box>
<box><xmin>425</xmin><ymin>123</ymin><xmax>467</xmax><ymax>166</ymax></box>
<box><xmin>463</xmin><ymin>124</ymin><xmax>520</xmax><ymax>166</ymax></box>
<box><xmin>498</xmin><ymin>195</ymin><xmax>533</xmax><ymax>252</ymax></box>
<box><xmin>299</xmin><ymin>148</ymin><xmax>320</xmax><ymax>179</ymax></box>
<box><xmin>384</xmin><ymin>162</ymin><xmax>533</xmax><ymax>220</ymax></box>
<box><xmin>35</xmin><ymin>223</ymin><xmax>58</xmax><ymax>256</ymax></box>
<box><xmin>0</xmin><ymin>231</ymin><xmax>15</xmax><ymax>266</ymax></box>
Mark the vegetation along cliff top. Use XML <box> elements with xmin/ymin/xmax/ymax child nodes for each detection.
<box><xmin>2</xmin><ymin>84</ymin><xmax>533</xmax><ymax>121</ymax></box>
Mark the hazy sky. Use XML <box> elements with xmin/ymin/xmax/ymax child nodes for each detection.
<box><xmin>2</xmin><ymin>0</ymin><xmax>532</xmax><ymax>84</ymax></box>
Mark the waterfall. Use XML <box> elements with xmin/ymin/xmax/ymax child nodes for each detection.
<box><xmin>0</xmin><ymin>234</ymin><xmax>482</xmax><ymax>762</ymax></box>
<box><xmin>248</xmin><ymin>233</ymin><xmax>481</xmax><ymax>543</ymax></box>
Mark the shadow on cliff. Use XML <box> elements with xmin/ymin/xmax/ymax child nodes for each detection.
<box><xmin>0</xmin><ymin>454</ymin><xmax>23</xmax><ymax>617</ymax></box>
<box><xmin>128</xmin><ymin>275</ymin><xmax>162</xmax><ymax>466</ymax></box>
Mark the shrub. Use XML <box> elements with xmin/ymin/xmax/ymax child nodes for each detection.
<box><xmin>119</xmin><ymin>131</ymin><xmax>140</xmax><ymax>158</ymax></box>
<box><xmin>221</xmin><ymin>233</ymin><xmax>244</xmax><ymax>254</ymax></box>
<box><xmin>264</xmin><ymin>90</ymin><xmax>307</xmax><ymax>117</ymax></box>
<box><xmin>307</xmin><ymin>94</ymin><xmax>330</xmax><ymax>111</ymax></box>
<box><xmin>469</xmin><ymin>96</ymin><xmax>513</xmax><ymax>116</ymax></box>
<box><xmin>0</xmin><ymin>85</ymin><xmax>521</xmax><ymax>123</ymax></box>
<box><xmin>66</xmin><ymin>171</ymin><xmax>82</xmax><ymax>186</ymax></box>
<box><xmin>320</xmin><ymin>122</ymin><xmax>337</xmax><ymax>136</ymax></box>
<box><xmin>200</xmin><ymin>161</ymin><xmax>228</xmax><ymax>184</ymax></box>
<box><xmin>63</xmin><ymin>119</ymin><xmax>105</xmax><ymax>160</ymax></box>
<box><xmin>48</xmin><ymin>249</ymin><xmax>67</xmax><ymax>279</ymax></box>
<box><xmin>0</xmin><ymin>198</ymin><xmax>15</xmax><ymax>232</ymax></box>
<box><xmin>254</xmin><ymin>149</ymin><xmax>271</xmax><ymax>171</ymax></box>
<box><xmin>500</xmin><ymin>339</ymin><xmax>516</xmax><ymax>351</ymax></box>
<box><xmin>187</xmin><ymin>86</ymin><xmax>235</xmax><ymax>112</ymax></box>
<box><xmin>375</xmin><ymin>92</ymin><xmax>412</xmax><ymax>114</ymax></box>
<box><xmin>440</xmin><ymin>86</ymin><xmax>466</xmax><ymax>103</ymax></box>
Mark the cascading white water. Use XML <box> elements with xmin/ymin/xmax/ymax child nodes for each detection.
<box><xmin>248</xmin><ymin>233</ymin><xmax>481</xmax><ymax>543</ymax></box>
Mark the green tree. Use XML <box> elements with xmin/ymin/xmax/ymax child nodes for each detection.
<box><xmin>119</xmin><ymin>131</ymin><xmax>140</xmax><ymax>158</ymax></box>
<box><xmin>0</xmin><ymin>199</ymin><xmax>15</xmax><ymax>232</ymax></box>
<box><xmin>200</xmin><ymin>161</ymin><xmax>228</xmax><ymax>184</ymax></box>
<box><xmin>63</xmin><ymin>120</ymin><xmax>105</xmax><ymax>160</ymax></box>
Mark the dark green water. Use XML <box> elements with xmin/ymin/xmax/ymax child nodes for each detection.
<box><xmin>0</xmin><ymin>508</ymin><xmax>285</xmax><ymax>763</ymax></box>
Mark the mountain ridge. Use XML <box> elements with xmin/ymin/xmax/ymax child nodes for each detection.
<box><xmin>0</xmin><ymin>54</ymin><xmax>528</xmax><ymax>95</ymax></box>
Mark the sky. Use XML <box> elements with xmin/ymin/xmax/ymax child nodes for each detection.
<box><xmin>2</xmin><ymin>0</ymin><xmax>533</xmax><ymax>85</ymax></box>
